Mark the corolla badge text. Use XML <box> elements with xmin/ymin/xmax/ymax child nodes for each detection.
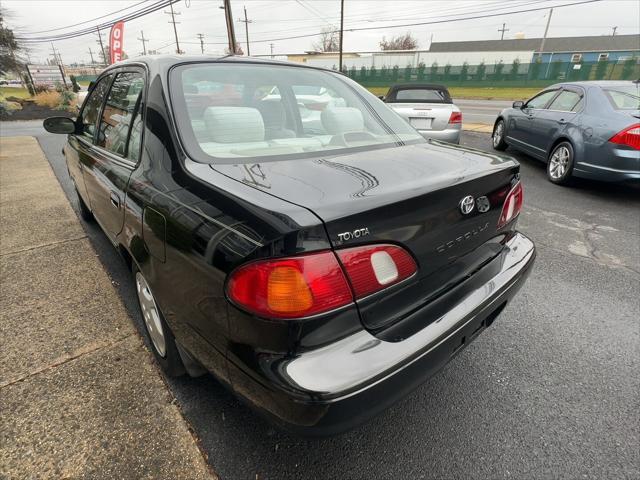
<box><xmin>337</xmin><ymin>227</ymin><xmax>370</xmax><ymax>242</ymax></box>
<box><xmin>436</xmin><ymin>222</ymin><xmax>490</xmax><ymax>253</ymax></box>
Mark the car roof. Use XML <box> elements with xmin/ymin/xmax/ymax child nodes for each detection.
<box><xmin>101</xmin><ymin>54</ymin><xmax>342</xmax><ymax>76</ymax></box>
<box><xmin>387</xmin><ymin>83</ymin><xmax>450</xmax><ymax>92</ymax></box>
<box><xmin>551</xmin><ymin>80</ymin><xmax>639</xmax><ymax>89</ymax></box>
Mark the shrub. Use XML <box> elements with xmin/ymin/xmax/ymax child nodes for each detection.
<box><xmin>56</xmin><ymin>89</ymin><xmax>75</xmax><ymax>110</ymax></box>
<box><xmin>417</xmin><ymin>62</ymin><xmax>426</xmax><ymax>80</ymax></box>
<box><xmin>69</xmin><ymin>75</ymin><xmax>81</xmax><ymax>93</ymax></box>
<box><xmin>34</xmin><ymin>83</ymin><xmax>51</xmax><ymax>94</ymax></box>
<box><xmin>34</xmin><ymin>91</ymin><xmax>60</xmax><ymax>108</ymax></box>
<box><xmin>430</xmin><ymin>62</ymin><xmax>438</xmax><ymax>80</ymax></box>
<box><xmin>0</xmin><ymin>100</ymin><xmax>22</xmax><ymax>116</ymax></box>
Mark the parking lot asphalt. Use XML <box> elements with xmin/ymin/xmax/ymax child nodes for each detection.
<box><xmin>456</xmin><ymin>99</ymin><xmax>513</xmax><ymax>125</ymax></box>
<box><xmin>2</xmin><ymin>120</ymin><xmax>638</xmax><ymax>480</ymax></box>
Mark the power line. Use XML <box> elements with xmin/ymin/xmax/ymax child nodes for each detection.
<box><xmin>16</xmin><ymin>1</ymin><xmax>178</xmax><ymax>43</ymax></box>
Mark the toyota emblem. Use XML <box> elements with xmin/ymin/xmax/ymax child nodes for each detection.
<box><xmin>459</xmin><ymin>195</ymin><xmax>475</xmax><ymax>215</ymax></box>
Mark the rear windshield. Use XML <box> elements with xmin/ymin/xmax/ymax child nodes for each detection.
<box><xmin>169</xmin><ymin>63</ymin><xmax>425</xmax><ymax>163</ymax></box>
<box><xmin>603</xmin><ymin>85</ymin><xmax>640</xmax><ymax>110</ymax></box>
<box><xmin>389</xmin><ymin>88</ymin><xmax>451</xmax><ymax>103</ymax></box>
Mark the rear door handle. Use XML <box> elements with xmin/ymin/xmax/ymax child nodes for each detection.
<box><xmin>110</xmin><ymin>191</ymin><xmax>120</xmax><ymax>209</ymax></box>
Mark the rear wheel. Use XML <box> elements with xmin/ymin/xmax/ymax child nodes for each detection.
<box><xmin>492</xmin><ymin>120</ymin><xmax>508</xmax><ymax>151</ymax></box>
<box><xmin>134</xmin><ymin>266</ymin><xmax>185</xmax><ymax>376</ymax></box>
<box><xmin>547</xmin><ymin>141</ymin><xmax>574</xmax><ymax>185</ymax></box>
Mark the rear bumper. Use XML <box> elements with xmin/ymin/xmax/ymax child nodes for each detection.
<box><xmin>575</xmin><ymin>145</ymin><xmax>640</xmax><ymax>183</ymax></box>
<box><xmin>228</xmin><ymin>232</ymin><xmax>535</xmax><ymax>436</ymax></box>
<box><xmin>417</xmin><ymin>126</ymin><xmax>461</xmax><ymax>144</ymax></box>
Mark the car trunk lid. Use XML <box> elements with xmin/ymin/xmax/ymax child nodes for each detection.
<box><xmin>212</xmin><ymin>142</ymin><xmax>519</xmax><ymax>331</ymax></box>
<box><xmin>388</xmin><ymin>102</ymin><xmax>456</xmax><ymax>131</ymax></box>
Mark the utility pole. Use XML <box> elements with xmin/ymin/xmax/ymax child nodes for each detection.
<box><xmin>87</xmin><ymin>47</ymin><xmax>97</xmax><ymax>74</ymax></box>
<box><xmin>138</xmin><ymin>30</ymin><xmax>149</xmax><ymax>55</ymax></box>
<box><xmin>221</xmin><ymin>0</ymin><xmax>238</xmax><ymax>54</ymax></box>
<box><xmin>50</xmin><ymin>42</ymin><xmax>61</xmax><ymax>66</ymax></box>
<box><xmin>498</xmin><ymin>23</ymin><xmax>509</xmax><ymax>40</ymax></box>
<box><xmin>538</xmin><ymin>8</ymin><xmax>553</xmax><ymax>59</ymax></box>
<box><xmin>270</xmin><ymin>43</ymin><xmax>275</xmax><ymax>58</ymax></box>
<box><xmin>197</xmin><ymin>33</ymin><xmax>205</xmax><ymax>54</ymax></box>
<box><xmin>611</xmin><ymin>26</ymin><xmax>618</xmax><ymax>36</ymax></box>
<box><xmin>338</xmin><ymin>0</ymin><xmax>344</xmax><ymax>72</ymax></box>
<box><xmin>165</xmin><ymin>2</ymin><xmax>181</xmax><ymax>54</ymax></box>
<box><xmin>238</xmin><ymin>6</ymin><xmax>252</xmax><ymax>56</ymax></box>
<box><xmin>96</xmin><ymin>26</ymin><xmax>106</xmax><ymax>65</ymax></box>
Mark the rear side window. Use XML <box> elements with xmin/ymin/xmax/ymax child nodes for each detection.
<box><xmin>392</xmin><ymin>89</ymin><xmax>451</xmax><ymax>103</ymax></box>
<box><xmin>604</xmin><ymin>85</ymin><xmax>640</xmax><ymax>110</ymax></box>
<box><xmin>80</xmin><ymin>75</ymin><xmax>112</xmax><ymax>141</ymax></box>
<box><xmin>548</xmin><ymin>90</ymin><xmax>583</xmax><ymax>112</ymax></box>
<box><xmin>97</xmin><ymin>72</ymin><xmax>144</xmax><ymax>157</ymax></box>
<box><xmin>525</xmin><ymin>90</ymin><xmax>558</xmax><ymax>109</ymax></box>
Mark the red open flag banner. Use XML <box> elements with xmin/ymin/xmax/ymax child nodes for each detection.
<box><xmin>109</xmin><ymin>22</ymin><xmax>125</xmax><ymax>64</ymax></box>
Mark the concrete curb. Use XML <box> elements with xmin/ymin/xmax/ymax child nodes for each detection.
<box><xmin>0</xmin><ymin>136</ymin><xmax>216</xmax><ymax>479</ymax></box>
<box><xmin>462</xmin><ymin>123</ymin><xmax>494</xmax><ymax>133</ymax></box>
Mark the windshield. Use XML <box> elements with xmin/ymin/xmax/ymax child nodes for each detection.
<box><xmin>170</xmin><ymin>63</ymin><xmax>425</xmax><ymax>163</ymax></box>
<box><xmin>603</xmin><ymin>84</ymin><xmax>640</xmax><ymax>110</ymax></box>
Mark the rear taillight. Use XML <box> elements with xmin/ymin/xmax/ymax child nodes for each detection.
<box><xmin>336</xmin><ymin>244</ymin><xmax>417</xmax><ymax>298</ymax></box>
<box><xmin>497</xmin><ymin>181</ymin><xmax>524</xmax><ymax>229</ymax></box>
<box><xmin>609</xmin><ymin>124</ymin><xmax>640</xmax><ymax>150</ymax></box>
<box><xmin>226</xmin><ymin>245</ymin><xmax>417</xmax><ymax>318</ymax></box>
<box><xmin>448</xmin><ymin>111</ymin><xmax>462</xmax><ymax>124</ymax></box>
<box><xmin>226</xmin><ymin>251</ymin><xmax>352</xmax><ymax>319</ymax></box>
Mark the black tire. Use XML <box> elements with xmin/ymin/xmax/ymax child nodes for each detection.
<box><xmin>133</xmin><ymin>265</ymin><xmax>185</xmax><ymax>376</ymax></box>
<box><xmin>76</xmin><ymin>187</ymin><xmax>94</xmax><ymax>222</ymax></box>
<box><xmin>547</xmin><ymin>141</ymin><xmax>575</xmax><ymax>185</ymax></box>
<box><xmin>492</xmin><ymin>119</ymin><xmax>508</xmax><ymax>151</ymax></box>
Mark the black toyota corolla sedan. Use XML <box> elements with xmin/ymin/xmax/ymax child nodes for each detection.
<box><xmin>44</xmin><ymin>56</ymin><xmax>535</xmax><ymax>436</ymax></box>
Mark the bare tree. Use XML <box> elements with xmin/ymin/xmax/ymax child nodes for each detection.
<box><xmin>312</xmin><ymin>27</ymin><xmax>340</xmax><ymax>52</ymax></box>
<box><xmin>379</xmin><ymin>32</ymin><xmax>419</xmax><ymax>51</ymax></box>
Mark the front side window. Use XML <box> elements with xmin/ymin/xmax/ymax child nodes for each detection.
<box><xmin>80</xmin><ymin>75</ymin><xmax>112</xmax><ymax>141</ymax></box>
<box><xmin>548</xmin><ymin>90</ymin><xmax>583</xmax><ymax>112</ymax></box>
<box><xmin>525</xmin><ymin>90</ymin><xmax>558</xmax><ymax>109</ymax></box>
<box><xmin>170</xmin><ymin>63</ymin><xmax>425</xmax><ymax>163</ymax></box>
<box><xmin>97</xmin><ymin>72</ymin><xmax>144</xmax><ymax>157</ymax></box>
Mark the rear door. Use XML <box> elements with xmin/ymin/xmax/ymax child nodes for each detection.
<box><xmin>532</xmin><ymin>88</ymin><xmax>584</xmax><ymax>152</ymax></box>
<box><xmin>81</xmin><ymin>69</ymin><xmax>145</xmax><ymax>242</ymax></box>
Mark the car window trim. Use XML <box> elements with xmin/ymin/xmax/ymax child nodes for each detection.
<box><xmin>95</xmin><ymin>68</ymin><xmax>147</xmax><ymax>162</ymax></box>
<box><xmin>546</xmin><ymin>87</ymin><xmax>585</xmax><ymax>113</ymax></box>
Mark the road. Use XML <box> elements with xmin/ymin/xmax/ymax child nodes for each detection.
<box><xmin>3</xmin><ymin>121</ymin><xmax>639</xmax><ymax>480</ymax></box>
<box><xmin>456</xmin><ymin>99</ymin><xmax>512</xmax><ymax>125</ymax></box>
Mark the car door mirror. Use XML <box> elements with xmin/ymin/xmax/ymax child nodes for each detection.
<box><xmin>512</xmin><ymin>100</ymin><xmax>524</xmax><ymax>109</ymax></box>
<box><xmin>43</xmin><ymin>116</ymin><xmax>76</xmax><ymax>134</ymax></box>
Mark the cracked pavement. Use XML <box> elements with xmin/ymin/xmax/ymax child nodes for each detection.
<box><xmin>1</xmin><ymin>123</ymin><xmax>638</xmax><ymax>480</ymax></box>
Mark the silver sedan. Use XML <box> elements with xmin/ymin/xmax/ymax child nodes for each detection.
<box><xmin>382</xmin><ymin>84</ymin><xmax>462</xmax><ymax>144</ymax></box>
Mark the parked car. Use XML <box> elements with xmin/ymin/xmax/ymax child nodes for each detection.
<box><xmin>43</xmin><ymin>56</ymin><xmax>535</xmax><ymax>436</ymax></box>
<box><xmin>382</xmin><ymin>83</ymin><xmax>462</xmax><ymax>144</ymax></box>
<box><xmin>492</xmin><ymin>81</ymin><xmax>640</xmax><ymax>184</ymax></box>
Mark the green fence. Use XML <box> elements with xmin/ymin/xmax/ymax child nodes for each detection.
<box><xmin>346</xmin><ymin>58</ymin><xmax>640</xmax><ymax>88</ymax></box>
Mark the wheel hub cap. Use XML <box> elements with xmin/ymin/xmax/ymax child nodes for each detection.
<box><xmin>549</xmin><ymin>146</ymin><xmax>570</xmax><ymax>179</ymax></box>
<box><xmin>493</xmin><ymin>123</ymin><xmax>503</xmax><ymax>147</ymax></box>
<box><xmin>135</xmin><ymin>272</ymin><xmax>167</xmax><ymax>357</ymax></box>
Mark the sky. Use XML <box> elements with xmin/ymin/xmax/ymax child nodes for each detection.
<box><xmin>3</xmin><ymin>0</ymin><xmax>640</xmax><ymax>64</ymax></box>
